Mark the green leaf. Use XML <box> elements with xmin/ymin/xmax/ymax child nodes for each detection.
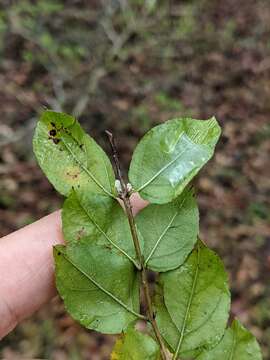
<box><xmin>62</xmin><ymin>190</ymin><xmax>140</xmax><ymax>268</ymax></box>
<box><xmin>62</xmin><ymin>190</ymin><xmax>114</xmax><ymax>245</ymax></box>
<box><xmin>129</xmin><ymin>117</ymin><xmax>221</xmax><ymax>204</ymax></box>
<box><xmin>197</xmin><ymin>319</ymin><xmax>262</xmax><ymax>360</ymax></box>
<box><xmin>54</xmin><ymin>243</ymin><xmax>142</xmax><ymax>334</ymax></box>
<box><xmin>111</xmin><ymin>326</ymin><xmax>160</xmax><ymax>360</ymax></box>
<box><xmin>136</xmin><ymin>188</ymin><xmax>199</xmax><ymax>272</ymax></box>
<box><xmin>154</xmin><ymin>242</ymin><xmax>230</xmax><ymax>358</ymax></box>
<box><xmin>33</xmin><ymin>110</ymin><xmax>116</xmax><ymax>197</ymax></box>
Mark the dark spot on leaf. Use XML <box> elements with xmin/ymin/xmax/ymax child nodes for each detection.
<box><xmin>53</xmin><ymin>138</ymin><xmax>60</xmax><ymax>145</ymax></box>
<box><xmin>63</xmin><ymin>127</ymin><xmax>71</xmax><ymax>135</ymax></box>
<box><xmin>79</xmin><ymin>144</ymin><xmax>83</xmax><ymax>149</ymax></box>
<box><xmin>57</xmin><ymin>251</ymin><xmax>61</xmax><ymax>256</ymax></box>
<box><xmin>77</xmin><ymin>227</ymin><xmax>86</xmax><ymax>240</ymax></box>
<box><xmin>50</xmin><ymin>122</ymin><xmax>56</xmax><ymax>127</ymax></box>
<box><xmin>66</xmin><ymin>170</ymin><xmax>79</xmax><ymax>179</ymax></box>
<box><xmin>49</xmin><ymin>129</ymin><xmax>57</xmax><ymax>137</ymax></box>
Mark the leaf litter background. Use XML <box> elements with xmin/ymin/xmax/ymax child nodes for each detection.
<box><xmin>0</xmin><ymin>0</ymin><xmax>269</xmax><ymax>359</ymax></box>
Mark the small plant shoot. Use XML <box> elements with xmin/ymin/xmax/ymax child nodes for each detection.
<box><xmin>33</xmin><ymin>111</ymin><xmax>262</xmax><ymax>359</ymax></box>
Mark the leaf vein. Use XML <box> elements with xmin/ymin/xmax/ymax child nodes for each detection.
<box><xmin>145</xmin><ymin>211</ymin><xmax>178</xmax><ymax>265</ymax></box>
<box><xmin>77</xmin><ymin>197</ymin><xmax>140</xmax><ymax>269</ymax></box>
<box><xmin>228</xmin><ymin>330</ymin><xmax>236</xmax><ymax>360</ymax></box>
<box><xmin>60</xmin><ymin>250</ymin><xmax>145</xmax><ymax>320</ymax></box>
<box><xmin>173</xmin><ymin>244</ymin><xmax>201</xmax><ymax>359</ymax></box>
<box><xmin>136</xmin><ymin>148</ymin><xmax>187</xmax><ymax>192</ymax></box>
<box><xmin>61</xmin><ymin>137</ymin><xmax>115</xmax><ymax>198</ymax></box>
<box><xmin>145</xmin><ymin>196</ymin><xmax>187</xmax><ymax>265</ymax></box>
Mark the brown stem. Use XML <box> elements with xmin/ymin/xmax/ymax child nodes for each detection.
<box><xmin>106</xmin><ymin>131</ymin><xmax>169</xmax><ymax>360</ymax></box>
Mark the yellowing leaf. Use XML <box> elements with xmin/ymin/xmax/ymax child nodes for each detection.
<box><xmin>33</xmin><ymin>110</ymin><xmax>116</xmax><ymax>197</ymax></box>
<box><xmin>111</xmin><ymin>326</ymin><xmax>160</xmax><ymax>360</ymax></box>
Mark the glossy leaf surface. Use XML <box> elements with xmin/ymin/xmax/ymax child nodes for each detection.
<box><xmin>136</xmin><ymin>189</ymin><xmax>199</xmax><ymax>272</ymax></box>
<box><xmin>129</xmin><ymin>117</ymin><xmax>221</xmax><ymax>204</ymax></box>
<box><xmin>197</xmin><ymin>320</ymin><xmax>262</xmax><ymax>360</ymax></box>
<box><xmin>62</xmin><ymin>190</ymin><xmax>139</xmax><ymax>267</ymax></box>
<box><xmin>111</xmin><ymin>326</ymin><xmax>160</xmax><ymax>360</ymax></box>
<box><xmin>32</xmin><ymin>111</ymin><xmax>262</xmax><ymax>358</ymax></box>
<box><xmin>155</xmin><ymin>242</ymin><xmax>230</xmax><ymax>358</ymax></box>
<box><xmin>54</xmin><ymin>243</ymin><xmax>140</xmax><ymax>334</ymax></box>
<box><xmin>33</xmin><ymin>110</ymin><xmax>116</xmax><ymax>197</ymax></box>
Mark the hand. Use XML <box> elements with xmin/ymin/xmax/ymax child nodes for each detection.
<box><xmin>0</xmin><ymin>193</ymin><xmax>148</xmax><ymax>339</ymax></box>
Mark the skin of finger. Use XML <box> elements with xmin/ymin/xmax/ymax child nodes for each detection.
<box><xmin>120</xmin><ymin>192</ymin><xmax>149</xmax><ymax>215</ymax></box>
<box><xmin>0</xmin><ymin>194</ymin><xmax>148</xmax><ymax>339</ymax></box>
<box><xmin>0</xmin><ymin>210</ymin><xmax>64</xmax><ymax>339</ymax></box>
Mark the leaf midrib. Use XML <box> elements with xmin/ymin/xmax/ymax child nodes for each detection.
<box><xmin>228</xmin><ymin>330</ymin><xmax>236</xmax><ymax>360</ymax></box>
<box><xmin>145</xmin><ymin>197</ymin><xmax>187</xmax><ymax>266</ymax></box>
<box><xmin>185</xmin><ymin>290</ymin><xmax>223</xmax><ymax>337</ymax></box>
<box><xmin>135</xmin><ymin>122</ymin><xmax>216</xmax><ymax>193</ymax></box>
<box><xmin>173</xmin><ymin>245</ymin><xmax>201</xmax><ymax>359</ymax></box>
<box><xmin>145</xmin><ymin>210</ymin><xmax>178</xmax><ymax>266</ymax></box>
<box><xmin>61</xmin><ymin>136</ymin><xmax>115</xmax><ymax>198</ymax></box>
<box><xmin>77</xmin><ymin>197</ymin><xmax>140</xmax><ymax>269</ymax></box>
<box><xmin>136</xmin><ymin>147</ymin><xmax>187</xmax><ymax>192</ymax></box>
<box><xmin>59</xmin><ymin>249</ymin><xmax>144</xmax><ymax>320</ymax></box>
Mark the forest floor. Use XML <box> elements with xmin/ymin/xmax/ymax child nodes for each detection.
<box><xmin>0</xmin><ymin>0</ymin><xmax>270</xmax><ymax>359</ymax></box>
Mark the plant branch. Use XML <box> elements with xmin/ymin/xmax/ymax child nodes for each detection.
<box><xmin>106</xmin><ymin>131</ymin><xmax>169</xmax><ymax>360</ymax></box>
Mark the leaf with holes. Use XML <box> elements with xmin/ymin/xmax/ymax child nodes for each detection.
<box><xmin>197</xmin><ymin>319</ymin><xmax>262</xmax><ymax>360</ymax></box>
<box><xmin>33</xmin><ymin>110</ymin><xmax>116</xmax><ymax>197</ymax></box>
<box><xmin>155</xmin><ymin>242</ymin><xmax>230</xmax><ymax>358</ymax></box>
<box><xmin>111</xmin><ymin>325</ymin><xmax>161</xmax><ymax>360</ymax></box>
<box><xmin>54</xmin><ymin>242</ymin><xmax>141</xmax><ymax>334</ymax></box>
<box><xmin>129</xmin><ymin>117</ymin><xmax>221</xmax><ymax>204</ymax></box>
<box><xmin>136</xmin><ymin>188</ymin><xmax>199</xmax><ymax>272</ymax></box>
